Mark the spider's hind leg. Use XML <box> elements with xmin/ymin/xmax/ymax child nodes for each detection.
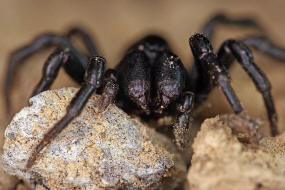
<box><xmin>4</xmin><ymin>33</ymin><xmax>62</xmax><ymax>111</ymax></box>
<box><xmin>66</xmin><ymin>27</ymin><xmax>99</xmax><ymax>56</ymax></box>
<box><xmin>201</xmin><ymin>13</ymin><xmax>266</xmax><ymax>40</ymax></box>
<box><xmin>242</xmin><ymin>36</ymin><xmax>285</xmax><ymax>62</ymax></box>
<box><xmin>202</xmin><ymin>13</ymin><xmax>285</xmax><ymax>62</ymax></box>
<box><xmin>217</xmin><ymin>39</ymin><xmax>278</xmax><ymax>136</ymax></box>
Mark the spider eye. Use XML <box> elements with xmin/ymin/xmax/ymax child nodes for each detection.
<box><xmin>139</xmin><ymin>35</ymin><xmax>169</xmax><ymax>64</ymax></box>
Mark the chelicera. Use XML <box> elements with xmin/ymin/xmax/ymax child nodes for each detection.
<box><xmin>4</xmin><ymin>13</ymin><xmax>285</xmax><ymax>170</ymax></box>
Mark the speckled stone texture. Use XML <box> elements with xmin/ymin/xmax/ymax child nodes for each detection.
<box><xmin>2</xmin><ymin>87</ymin><xmax>186</xmax><ymax>190</ymax></box>
<box><xmin>186</xmin><ymin>115</ymin><xmax>285</xmax><ymax>190</ymax></box>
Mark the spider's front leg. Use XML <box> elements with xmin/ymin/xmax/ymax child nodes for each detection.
<box><xmin>217</xmin><ymin>39</ymin><xmax>278</xmax><ymax>136</ymax></box>
<box><xmin>189</xmin><ymin>34</ymin><xmax>243</xmax><ymax>114</ymax></box>
<box><xmin>189</xmin><ymin>33</ymin><xmax>279</xmax><ymax>137</ymax></box>
<box><xmin>26</xmin><ymin>56</ymin><xmax>105</xmax><ymax>169</ymax></box>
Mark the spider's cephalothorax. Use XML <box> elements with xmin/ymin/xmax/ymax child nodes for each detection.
<box><xmin>4</xmin><ymin>13</ymin><xmax>285</xmax><ymax>170</ymax></box>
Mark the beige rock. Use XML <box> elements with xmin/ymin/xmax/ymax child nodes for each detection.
<box><xmin>16</xmin><ymin>183</ymin><xmax>31</xmax><ymax>190</ymax></box>
<box><xmin>0</xmin><ymin>158</ymin><xmax>19</xmax><ymax>190</ymax></box>
<box><xmin>2</xmin><ymin>87</ymin><xmax>186</xmax><ymax>190</ymax></box>
<box><xmin>0</xmin><ymin>114</ymin><xmax>20</xmax><ymax>190</ymax></box>
<box><xmin>187</xmin><ymin>114</ymin><xmax>285</xmax><ymax>190</ymax></box>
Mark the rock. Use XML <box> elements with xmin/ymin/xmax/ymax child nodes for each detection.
<box><xmin>0</xmin><ymin>117</ymin><xmax>21</xmax><ymax>190</ymax></box>
<box><xmin>2</xmin><ymin>87</ymin><xmax>186</xmax><ymax>190</ymax></box>
<box><xmin>0</xmin><ymin>158</ymin><xmax>19</xmax><ymax>190</ymax></box>
<box><xmin>186</xmin><ymin>114</ymin><xmax>285</xmax><ymax>190</ymax></box>
<box><xmin>16</xmin><ymin>183</ymin><xmax>31</xmax><ymax>190</ymax></box>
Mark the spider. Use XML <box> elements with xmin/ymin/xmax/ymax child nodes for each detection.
<box><xmin>4</xmin><ymin>13</ymin><xmax>285</xmax><ymax>170</ymax></box>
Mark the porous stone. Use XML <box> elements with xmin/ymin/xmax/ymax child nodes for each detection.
<box><xmin>2</xmin><ymin>87</ymin><xmax>186</xmax><ymax>190</ymax></box>
<box><xmin>186</xmin><ymin>114</ymin><xmax>285</xmax><ymax>190</ymax></box>
<box><xmin>0</xmin><ymin>158</ymin><xmax>19</xmax><ymax>190</ymax></box>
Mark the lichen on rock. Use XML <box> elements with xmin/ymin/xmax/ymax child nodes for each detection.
<box><xmin>187</xmin><ymin>114</ymin><xmax>285</xmax><ymax>190</ymax></box>
<box><xmin>2</xmin><ymin>87</ymin><xmax>186</xmax><ymax>190</ymax></box>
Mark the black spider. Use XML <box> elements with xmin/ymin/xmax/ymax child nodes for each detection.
<box><xmin>4</xmin><ymin>13</ymin><xmax>285</xmax><ymax>170</ymax></box>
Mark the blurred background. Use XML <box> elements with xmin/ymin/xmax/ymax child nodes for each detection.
<box><xmin>1</xmin><ymin>0</ymin><xmax>285</xmax><ymax>188</ymax></box>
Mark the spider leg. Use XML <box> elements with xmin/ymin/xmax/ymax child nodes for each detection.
<box><xmin>242</xmin><ymin>36</ymin><xmax>285</xmax><ymax>62</ymax></box>
<box><xmin>191</xmin><ymin>13</ymin><xmax>285</xmax><ymax>104</ymax></box>
<box><xmin>189</xmin><ymin>34</ymin><xmax>243</xmax><ymax>114</ymax></box>
<box><xmin>66</xmin><ymin>27</ymin><xmax>99</xmax><ymax>56</ymax></box>
<box><xmin>31</xmin><ymin>49</ymin><xmax>70</xmax><ymax>97</ymax></box>
<box><xmin>4</xmin><ymin>33</ymin><xmax>62</xmax><ymax>111</ymax></box>
<box><xmin>217</xmin><ymin>40</ymin><xmax>278</xmax><ymax>136</ymax></box>
<box><xmin>26</xmin><ymin>56</ymin><xmax>106</xmax><ymax>169</ymax></box>
<box><xmin>173</xmin><ymin>91</ymin><xmax>195</xmax><ymax>148</ymax></box>
<box><xmin>201</xmin><ymin>13</ymin><xmax>266</xmax><ymax>40</ymax></box>
<box><xmin>64</xmin><ymin>27</ymin><xmax>100</xmax><ymax>83</ymax></box>
<box><xmin>201</xmin><ymin>14</ymin><xmax>285</xmax><ymax>62</ymax></box>
<box><xmin>98</xmin><ymin>69</ymin><xmax>119</xmax><ymax>113</ymax></box>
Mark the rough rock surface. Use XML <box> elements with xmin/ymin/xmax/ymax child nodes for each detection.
<box><xmin>0</xmin><ymin>158</ymin><xmax>19</xmax><ymax>190</ymax></box>
<box><xmin>187</xmin><ymin>114</ymin><xmax>285</xmax><ymax>190</ymax></box>
<box><xmin>2</xmin><ymin>87</ymin><xmax>186</xmax><ymax>190</ymax></box>
<box><xmin>0</xmin><ymin>116</ymin><xmax>21</xmax><ymax>190</ymax></box>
